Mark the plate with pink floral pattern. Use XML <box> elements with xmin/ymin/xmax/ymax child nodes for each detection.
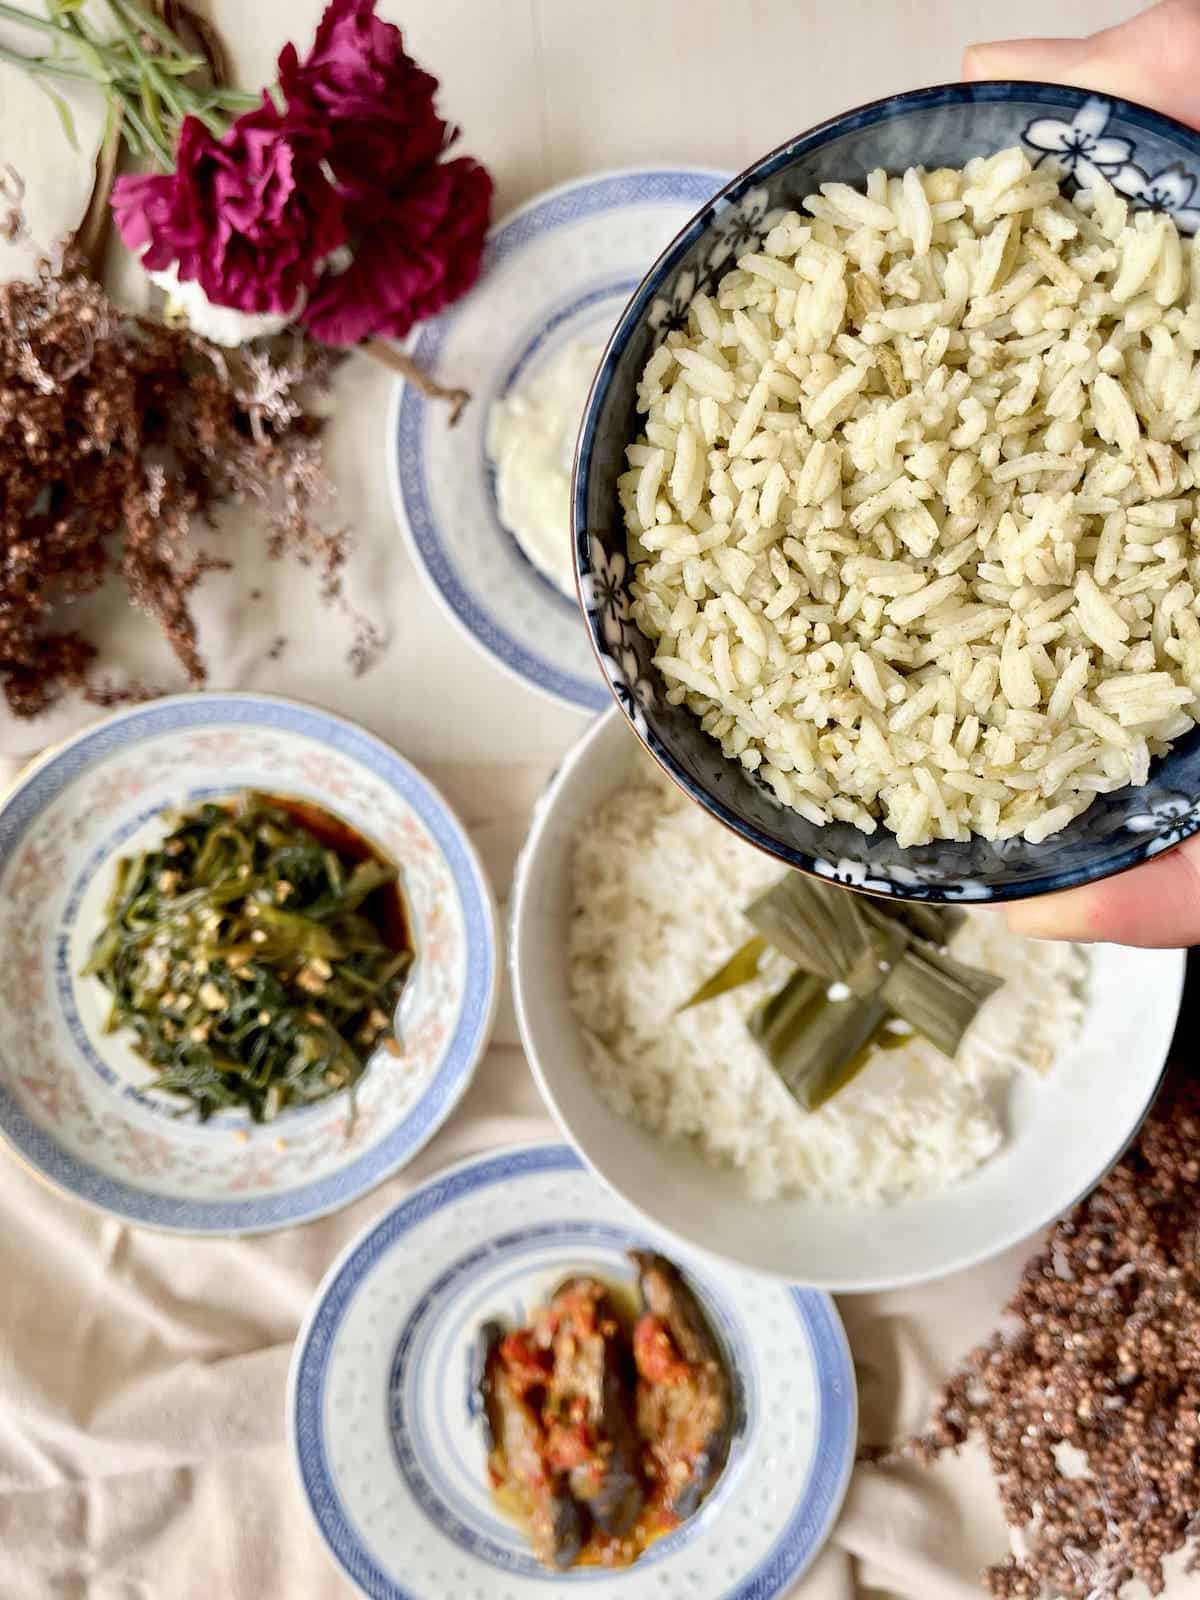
<box><xmin>0</xmin><ymin>692</ymin><xmax>499</xmax><ymax>1234</ymax></box>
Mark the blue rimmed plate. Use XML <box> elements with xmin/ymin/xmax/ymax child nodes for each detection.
<box><xmin>289</xmin><ymin>1142</ymin><xmax>855</xmax><ymax>1600</ymax></box>
<box><xmin>0</xmin><ymin>693</ymin><xmax>499</xmax><ymax>1234</ymax></box>
<box><xmin>388</xmin><ymin>167</ymin><xmax>727</xmax><ymax>713</ymax></box>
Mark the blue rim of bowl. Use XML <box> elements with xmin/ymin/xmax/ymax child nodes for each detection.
<box><xmin>388</xmin><ymin>166</ymin><xmax>729</xmax><ymax>714</ymax></box>
<box><xmin>571</xmin><ymin>82</ymin><xmax>1200</xmax><ymax>903</ymax></box>
<box><xmin>288</xmin><ymin>1141</ymin><xmax>858</xmax><ymax>1600</ymax></box>
<box><xmin>0</xmin><ymin>692</ymin><xmax>500</xmax><ymax>1235</ymax></box>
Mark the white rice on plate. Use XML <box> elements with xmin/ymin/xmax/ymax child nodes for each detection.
<box><xmin>621</xmin><ymin>147</ymin><xmax>1200</xmax><ymax>846</ymax></box>
<box><xmin>568</xmin><ymin>757</ymin><xmax>1089</xmax><ymax>1204</ymax></box>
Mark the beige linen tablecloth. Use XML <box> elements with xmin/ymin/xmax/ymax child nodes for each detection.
<box><xmin>1</xmin><ymin>1</ymin><xmax>1195</xmax><ymax>1596</ymax></box>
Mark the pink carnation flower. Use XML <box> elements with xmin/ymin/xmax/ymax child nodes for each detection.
<box><xmin>300</xmin><ymin>156</ymin><xmax>492</xmax><ymax>345</ymax></box>
<box><xmin>110</xmin><ymin>1</ymin><xmax>492</xmax><ymax>348</ymax></box>
<box><xmin>112</xmin><ymin>99</ymin><xmax>345</xmax><ymax>316</ymax></box>
<box><xmin>278</xmin><ymin>0</ymin><xmax>450</xmax><ymax>199</ymax></box>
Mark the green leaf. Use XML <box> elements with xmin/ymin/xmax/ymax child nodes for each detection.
<box><xmin>744</xmin><ymin>872</ymin><xmax>873</xmax><ymax>983</ymax></box>
<box><xmin>0</xmin><ymin>2</ymin><xmax>61</xmax><ymax>34</ymax></box>
<box><xmin>751</xmin><ymin>974</ymin><xmax>889</xmax><ymax>1112</ymax></box>
<box><xmin>108</xmin><ymin>0</ymin><xmax>192</xmax><ymax>60</ymax></box>
<box><xmin>81</xmin><ymin>793</ymin><xmax>413</xmax><ymax>1125</ymax></box>
<box><xmin>138</xmin><ymin>68</ymin><xmax>166</xmax><ymax>144</ymax></box>
<box><xmin>677</xmin><ymin>936</ymin><xmax>767</xmax><ymax>1013</ymax></box>
<box><xmin>35</xmin><ymin>77</ymin><xmax>78</xmax><ymax>147</ymax></box>
<box><xmin>155</xmin><ymin>54</ymin><xmax>209</xmax><ymax>77</ymax></box>
<box><xmin>67</xmin><ymin>33</ymin><xmax>114</xmax><ymax>83</ymax></box>
<box><xmin>747</xmin><ymin>970</ymin><xmax>824</xmax><ymax>1059</ymax></box>
<box><xmin>878</xmin><ymin>940</ymin><xmax>1004</xmax><ymax>1059</ymax></box>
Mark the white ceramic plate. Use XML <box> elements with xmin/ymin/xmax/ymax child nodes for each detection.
<box><xmin>289</xmin><ymin>1142</ymin><xmax>856</xmax><ymax>1600</ymax></box>
<box><xmin>388</xmin><ymin>166</ymin><xmax>727</xmax><ymax>712</ymax></box>
<box><xmin>0</xmin><ymin>693</ymin><xmax>499</xmax><ymax>1233</ymax></box>
<box><xmin>509</xmin><ymin>710</ymin><xmax>1187</xmax><ymax>1291</ymax></box>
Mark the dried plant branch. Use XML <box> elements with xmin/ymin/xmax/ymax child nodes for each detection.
<box><xmin>0</xmin><ymin>246</ymin><xmax>350</xmax><ymax>717</ymax></box>
<box><xmin>361</xmin><ymin>339</ymin><xmax>470</xmax><ymax>425</ymax></box>
<box><xmin>877</xmin><ymin>1064</ymin><xmax>1200</xmax><ymax>1599</ymax></box>
<box><xmin>69</xmin><ymin>108</ymin><xmax>124</xmax><ymax>281</ymax></box>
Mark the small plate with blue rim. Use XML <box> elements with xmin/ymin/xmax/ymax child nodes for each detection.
<box><xmin>388</xmin><ymin>166</ymin><xmax>728</xmax><ymax>714</ymax></box>
<box><xmin>0</xmin><ymin>691</ymin><xmax>499</xmax><ymax>1234</ymax></box>
<box><xmin>288</xmin><ymin>1141</ymin><xmax>856</xmax><ymax>1600</ymax></box>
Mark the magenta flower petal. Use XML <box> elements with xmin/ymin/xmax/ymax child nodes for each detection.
<box><xmin>301</xmin><ymin>157</ymin><xmax>492</xmax><ymax>345</ymax></box>
<box><xmin>111</xmin><ymin>172</ymin><xmax>183</xmax><ymax>266</ymax></box>
<box><xmin>113</xmin><ymin>103</ymin><xmax>345</xmax><ymax>317</ymax></box>
<box><xmin>278</xmin><ymin>0</ymin><xmax>450</xmax><ymax>199</ymax></box>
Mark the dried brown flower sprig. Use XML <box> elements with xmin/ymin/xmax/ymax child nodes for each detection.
<box><xmin>869</xmin><ymin>1065</ymin><xmax>1200</xmax><ymax>1599</ymax></box>
<box><xmin>0</xmin><ymin>246</ymin><xmax>346</xmax><ymax>717</ymax></box>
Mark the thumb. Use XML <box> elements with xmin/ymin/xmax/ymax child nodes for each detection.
<box><xmin>1004</xmin><ymin>835</ymin><xmax>1200</xmax><ymax>948</ymax></box>
<box><xmin>963</xmin><ymin>0</ymin><xmax>1200</xmax><ymax>132</ymax></box>
<box><xmin>963</xmin><ymin>36</ymin><xmax>1093</xmax><ymax>86</ymax></box>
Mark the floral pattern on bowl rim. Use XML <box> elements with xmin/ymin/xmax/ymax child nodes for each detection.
<box><xmin>573</xmin><ymin>83</ymin><xmax>1200</xmax><ymax>902</ymax></box>
<box><xmin>0</xmin><ymin>693</ymin><xmax>499</xmax><ymax>1234</ymax></box>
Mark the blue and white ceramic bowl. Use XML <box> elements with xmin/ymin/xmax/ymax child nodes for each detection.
<box><xmin>390</xmin><ymin>167</ymin><xmax>726</xmax><ymax>714</ymax></box>
<box><xmin>573</xmin><ymin>84</ymin><xmax>1200</xmax><ymax>902</ymax></box>
<box><xmin>289</xmin><ymin>1142</ymin><xmax>856</xmax><ymax>1600</ymax></box>
<box><xmin>0</xmin><ymin>693</ymin><xmax>499</xmax><ymax>1234</ymax></box>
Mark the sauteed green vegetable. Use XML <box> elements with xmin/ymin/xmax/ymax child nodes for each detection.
<box><xmin>83</xmin><ymin>792</ymin><xmax>413</xmax><ymax>1123</ymax></box>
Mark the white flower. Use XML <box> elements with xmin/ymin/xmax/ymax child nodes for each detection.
<box><xmin>946</xmin><ymin>880</ymin><xmax>993</xmax><ymax>902</ymax></box>
<box><xmin>580</xmin><ymin>538</ymin><xmax>631</xmax><ymax>644</ymax></box>
<box><xmin>648</xmin><ymin>267</ymin><xmax>697</xmax><ymax>336</ymax></box>
<box><xmin>596</xmin><ymin>646</ymin><xmax>650</xmax><ymax>736</ymax></box>
<box><xmin>1112</xmin><ymin>161</ymin><xmax>1200</xmax><ymax>232</ymax></box>
<box><xmin>706</xmin><ymin>184</ymin><xmax>772</xmax><ymax>271</ymax></box>
<box><xmin>1120</xmin><ymin>793</ymin><xmax>1198</xmax><ymax>858</ymax></box>
<box><xmin>149</xmin><ymin>263</ymin><xmax>295</xmax><ymax>347</ymax></box>
<box><xmin>616</xmin><ymin>644</ymin><xmax>655</xmax><ymax>710</ymax></box>
<box><xmin>1023</xmin><ymin>97</ymin><xmax>1134</xmax><ymax>186</ymax></box>
<box><xmin>1124</xmin><ymin>794</ymin><xmax>1195</xmax><ymax>833</ymax></box>
<box><xmin>813</xmin><ymin>856</ymin><xmax>870</xmax><ymax>888</ymax></box>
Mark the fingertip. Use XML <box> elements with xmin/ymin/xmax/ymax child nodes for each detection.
<box><xmin>958</xmin><ymin>35</ymin><xmax>1087</xmax><ymax>86</ymax></box>
<box><xmin>1004</xmin><ymin>837</ymin><xmax>1200</xmax><ymax>950</ymax></box>
<box><xmin>960</xmin><ymin>41</ymin><xmax>1019</xmax><ymax>82</ymax></box>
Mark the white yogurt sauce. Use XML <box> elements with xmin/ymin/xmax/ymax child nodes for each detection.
<box><xmin>486</xmin><ymin>340</ymin><xmax>602</xmax><ymax>596</ymax></box>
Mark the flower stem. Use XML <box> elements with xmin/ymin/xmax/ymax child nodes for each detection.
<box><xmin>104</xmin><ymin>0</ymin><xmax>185</xmax><ymax>131</ymax></box>
<box><xmin>106</xmin><ymin>2</ymin><xmax>171</xmax><ymax>88</ymax></box>
<box><xmin>116</xmin><ymin>85</ymin><xmax>174</xmax><ymax>167</ymax></box>
<box><xmin>62</xmin><ymin>4</ymin><xmax>176</xmax><ymax>166</ymax></box>
<box><xmin>58</xmin><ymin>11</ymin><xmax>117</xmax><ymax>85</ymax></box>
<box><xmin>115</xmin><ymin>0</ymin><xmax>196</xmax><ymax>61</ymax></box>
<box><xmin>210</xmin><ymin>88</ymin><xmax>259</xmax><ymax>109</ymax></box>
<box><xmin>154</xmin><ymin>0</ymin><xmax>228</xmax><ymax>90</ymax></box>
<box><xmin>0</xmin><ymin>1</ymin><xmax>61</xmax><ymax>35</ymax></box>
<box><xmin>70</xmin><ymin>101</ymin><xmax>124</xmax><ymax>278</ymax></box>
<box><xmin>0</xmin><ymin>42</ymin><xmax>93</xmax><ymax>81</ymax></box>
<box><xmin>0</xmin><ymin>0</ymin><xmax>253</xmax><ymax>164</ymax></box>
<box><xmin>361</xmin><ymin>341</ymin><xmax>471</xmax><ymax>425</ymax></box>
